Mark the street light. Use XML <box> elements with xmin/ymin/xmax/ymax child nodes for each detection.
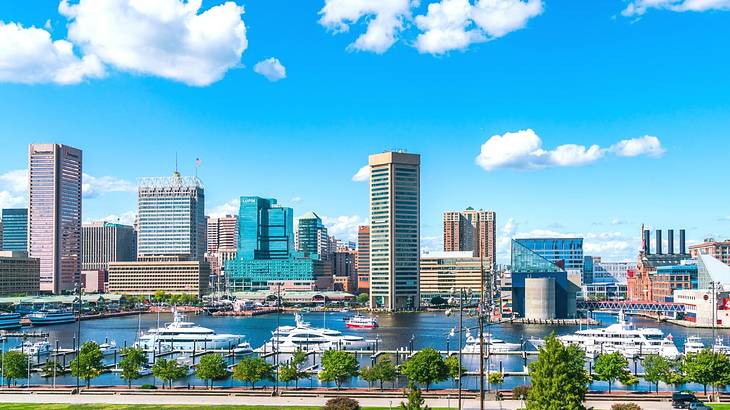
<box><xmin>75</xmin><ymin>281</ymin><xmax>82</xmax><ymax>394</ymax></box>
<box><xmin>447</xmin><ymin>288</ymin><xmax>467</xmax><ymax>410</ymax></box>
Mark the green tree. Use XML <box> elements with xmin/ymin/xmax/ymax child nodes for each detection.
<box><xmin>642</xmin><ymin>354</ymin><xmax>671</xmax><ymax>393</ymax></box>
<box><xmin>40</xmin><ymin>360</ymin><xmax>64</xmax><ymax>378</ymax></box>
<box><xmin>359</xmin><ymin>365</ymin><xmax>378</xmax><ymax>390</ymax></box>
<box><xmin>488</xmin><ymin>372</ymin><xmax>504</xmax><ymax>386</ymax></box>
<box><xmin>151</xmin><ymin>358</ymin><xmax>188</xmax><ymax>389</ymax></box>
<box><xmin>1</xmin><ymin>351</ymin><xmax>28</xmax><ymax>387</ymax></box>
<box><xmin>195</xmin><ymin>353</ymin><xmax>228</xmax><ymax>389</ymax></box>
<box><xmin>527</xmin><ymin>333</ymin><xmax>589</xmax><ymax>410</ymax></box>
<box><xmin>319</xmin><ymin>350</ymin><xmax>359</xmax><ymax>390</ymax></box>
<box><xmin>373</xmin><ymin>357</ymin><xmax>397</xmax><ymax>391</ymax></box>
<box><xmin>444</xmin><ymin>355</ymin><xmax>463</xmax><ymax>386</ymax></box>
<box><xmin>232</xmin><ymin>356</ymin><xmax>274</xmax><ymax>389</ymax></box>
<box><xmin>683</xmin><ymin>349</ymin><xmax>730</xmax><ymax>396</ymax></box>
<box><xmin>400</xmin><ymin>382</ymin><xmax>430</xmax><ymax>410</ymax></box>
<box><xmin>594</xmin><ymin>352</ymin><xmax>632</xmax><ymax>393</ymax></box>
<box><xmin>153</xmin><ymin>290</ymin><xmax>168</xmax><ymax>303</ymax></box>
<box><xmin>400</xmin><ymin>348</ymin><xmax>448</xmax><ymax>392</ymax></box>
<box><xmin>118</xmin><ymin>347</ymin><xmax>148</xmax><ymax>388</ymax></box>
<box><xmin>357</xmin><ymin>292</ymin><xmax>369</xmax><ymax>305</ymax></box>
<box><xmin>70</xmin><ymin>341</ymin><xmax>104</xmax><ymax>388</ymax></box>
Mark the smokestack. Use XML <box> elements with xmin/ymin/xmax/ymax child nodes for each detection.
<box><xmin>643</xmin><ymin>230</ymin><xmax>651</xmax><ymax>254</ymax></box>
<box><xmin>668</xmin><ymin>229</ymin><xmax>674</xmax><ymax>254</ymax></box>
<box><xmin>656</xmin><ymin>229</ymin><xmax>662</xmax><ymax>255</ymax></box>
<box><xmin>680</xmin><ymin>229</ymin><xmax>686</xmax><ymax>254</ymax></box>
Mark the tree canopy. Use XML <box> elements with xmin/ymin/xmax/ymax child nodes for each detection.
<box><xmin>195</xmin><ymin>353</ymin><xmax>228</xmax><ymax>389</ymax></box>
<box><xmin>119</xmin><ymin>347</ymin><xmax>148</xmax><ymax>388</ymax></box>
<box><xmin>233</xmin><ymin>356</ymin><xmax>274</xmax><ymax>389</ymax></box>
<box><xmin>319</xmin><ymin>350</ymin><xmax>359</xmax><ymax>389</ymax></box>
<box><xmin>682</xmin><ymin>349</ymin><xmax>730</xmax><ymax>395</ymax></box>
<box><xmin>1</xmin><ymin>351</ymin><xmax>28</xmax><ymax>387</ymax></box>
<box><xmin>151</xmin><ymin>358</ymin><xmax>188</xmax><ymax>389</ymax></box>
<box><xmin>399</xmin><ymin>348</ymin><xmax>448</xmax><ymax>392</ymax></box>
<box><xmin>593</xmin><ymin>352</ymin><xmax>632</xmax><ymax>393</ymax></box>
<box><xmin>527</xmin><ymin>333</ymin><xmax>589</xmax><ymax>410</ymax></box>
<box><xmin>70</xmin><ymin>341</ymin><xmax>105</xmax><ymax>388</ymax></box>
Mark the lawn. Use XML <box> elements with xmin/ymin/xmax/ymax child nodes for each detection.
<box><xmin>0</xmin><ymin>406</ymin><xmax>437</xmax><ymax>410</ymax></box>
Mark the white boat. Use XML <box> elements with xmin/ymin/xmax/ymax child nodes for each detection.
<box><xmin>258</xmin><ymin>313</ymin><xmax>379</xmax><ymax>353</ymax></box>
<box><xmin>462</xmin><ymin>330</ymin><xmax>521</xmax><ymax>353</ymax></box>
<box><xmin>134</xmin><ymin>308</ymin><xmax>243</xmax><ymax>351</ymax></box>
<box><xmin>684</xmin><ymin>336</ymin><xmax>705</xmax><ymax>354</ymax></box>
<box><xmin>11</xmin><ymin>340</ymin><xmax>51</xmax><ymax>356</ymax></box>
<box><xmin>99</xmin><ymin>340</ymin><xmax>117</xmax><ymax>355</ymax></box>
<box><xmin>535</xmin><ymin>311</ymin><xmax>680</xmax><ymax>359</ymax></box>
<box><xmin>712</xmin><ymin>336</ymin><xmax>730</xmax><ymax>354</ymax></box>
<box><xmin>233</xmin><ymin>341</ymin><xmax>254</xmax><ymax>356</ymax></box>
<box><xmin>345</xmin><ymin>314</ymin><xmax>378</xmax><ymax>329</ymax></box>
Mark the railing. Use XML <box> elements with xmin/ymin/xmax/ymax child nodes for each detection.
<box><xmin>578</xmin><ymin>300</ymin><xmax>685</xmax><ymax>313</ymax></box>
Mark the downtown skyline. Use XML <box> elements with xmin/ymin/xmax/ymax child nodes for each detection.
<box><xmin>1</xmin><ymin>0</ymin><xmax>729</xmax><ymax>263</ymax></box>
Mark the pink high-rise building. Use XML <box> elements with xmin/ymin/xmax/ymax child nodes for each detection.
<box><xmin>28</xmin><ymin>144</ymin><xmax>82</xmax><ymax>294</ymax></box>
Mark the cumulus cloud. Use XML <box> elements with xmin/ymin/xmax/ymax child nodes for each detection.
<box><xmin>514</xmin><ymin>228</ymin><xmax>635</xmax><ymax>260</ymax></box>
<box><xmin>322</xmin><ymin>215</ymin><xmax>367</xmax><ymax>242</ymax></box>
<box><xmin>254</xmin><ymin>57</ymin><xmax>286</xmax><ymax>82</ymax></box>
<box><xmin>0</xmin><ymin>21</ymin><xmax>105</xmax><ymax>84</ymax></box>
<box><xmin>90</xmin><ymin>210</ymin><xmax>136</xmax><ymax>226</ymax></box>
<box><xmin>420</xmin><ymin>235</ymin><xmax>443</xmax><ymax>253</ymax></box>
<box><xmin>82</xmin><ymin>173</ymin><xmax>136</xmax><ymax>198</ymax></box>
<box><xmin>352</xmin><ymin>165</ymin><xmax>370</xmax><ymax>182</ymax></box>
<box><xmin>415</xmin><ymin>0</ymin><xmax>543</xmax><ymax>54</ymax></box>
<box><xmin>475</xmin><ymin>129</ymin><xmax>665</xmax><ymax>171</ymax></box>
<box><xmin>622</xmin><ymin>0</ymin><xmax>730</xmax><ymax>16</ymax></box>
<box><xmin>59</xmin><ymin>0</ymin><xmax>247</xmax><ymax>86</ymax></box>
<box><xmin>0</xmin><ymin>169</ymin><xmax>28</xmax><ymax>208</ymax></box>
<box><xmin>319</xmin><ymin>0</ymin><xmax>416</xmax><ymax>53</ymax></box>
<box><xmin>208</xmin><ymin>198</ymin><xmax>239</xmax><ymax>218</ymax></box>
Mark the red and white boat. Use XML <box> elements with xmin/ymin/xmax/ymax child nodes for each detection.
<box><xmin>345</xmin><ymin>314</ymin><xmax>378</xmax><ymax>329</ymax></box>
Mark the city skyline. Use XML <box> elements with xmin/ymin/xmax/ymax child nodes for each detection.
<box><xmin>1</xmin><ymin>1</ymin><xmax>729</xmax><ymax>264</ymax></box>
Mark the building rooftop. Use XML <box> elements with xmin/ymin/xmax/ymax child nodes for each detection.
<box><xmin>421</xmin><ymin>251</ymin><xmax>477</xmax><ymax>259</ymax></box>
<box><xmin>298</xmin><ymin>211</ymin><xmax>321</xmax><ymax>220</ymax></box>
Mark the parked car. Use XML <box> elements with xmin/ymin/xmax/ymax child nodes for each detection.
<box><xmin>688</xmin><ymin>402</ymin><xmax>712</xmax><ymax>410</ymax></box>
<box><xmin>672</xmin><ymin>392</ymin><xmax>699</xmax><ymax>409</ymax></box>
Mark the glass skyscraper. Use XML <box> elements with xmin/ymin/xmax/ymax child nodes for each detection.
<box><xmin>514</xmin><ymin>238</ymin><xmax>584</xmax><ymax>272</ymax></box>
<box><xmin>2</xmin><ymin>208</ymin><xmax>28</xmax><ymax>252</ymax></box>
<box><xmin>296</xmin><ymin>211</ymin><xmax>328</xmax><ymax>260</ymax></box>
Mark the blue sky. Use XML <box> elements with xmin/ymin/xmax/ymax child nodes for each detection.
<box><xmin>0</xmin><ymin>0</ymin><xmax>729</xmax><ymax>263</ymax></box>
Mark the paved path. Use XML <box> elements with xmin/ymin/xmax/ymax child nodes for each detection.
<box><xmin>0</xmin><ymin>393</ymin><xmax>676</xmax><ymax>409</ymax></box>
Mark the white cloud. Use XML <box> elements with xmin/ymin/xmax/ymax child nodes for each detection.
<box><xmin>319</xmin><ymin>0</ymin><xmax>415</xmax><ymax>53</ymax></box>
<box><xmin>208</xmin><ymin>197</ymin><xmax>239</xmax><ymax>218</ymax></box>
<box><xmin>611</xmin><ymin>218</ymin><xmax>626</xmax><ymax>225</ymax></box>
<box><xmin>59</xmin><ymin>0</ymin><xmax>247</xmax><ymax>86</ymax></box>
<box><xmin>322</xmin><ymin>214</ymin><xmax>367</xmax><ymax>241</ymax></box>
<box><xmin>420</xmin><ymin>235</ymin><xmax>443</xmax><ymax>253</ymax></box>
<box><xmin>414</xmin><ymin>0</ymin><xmax>542</xmax><ymax>54</ymax></box>
<box><xmin>0</xmin><ymin>191</ymin><xmax>26</xmax><ymax>210</ymax></box>
<box><xmin>82</xmin><ymin>173</ymin><xmax>136</xmax><ymax>198</ymax></box>
<box><xmin>475</xmin><ymin>129</ymin><xmax>665</xmax><ymax>171</ymax></box>
<box><xmin>90</xmin><ymin>210</ymin><xmax>136</xmax><ymax>226</ymax></box>
<box><xmin>0</xmin><ymin>169</ymin><xmax>27</xmax><ymax>193</ymax></box>
<box><xmin>622</xmin><ymin>0</ymin><xmax>730</xmax><ymax>16</ymax></box>
<box><xmin>352</xmin><ymin>165</ymin><xmax>370</xmax><ymax>182</ymax></box>
<box><xmin>0</xmin><ymin>21</ymin><xmax>105</xmax><ymax>84</ymax></box>
<box><xmin>290</xmin><ymin>196</ymin><xmax>303</xmax><ymax>204</ymax></box>
<box><xmin>254</xmin><ymin>57</ymin><xmax>286</xmax><ymax>82</ymax></box>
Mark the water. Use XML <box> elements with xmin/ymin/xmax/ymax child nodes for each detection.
<box><xmin>6</xmin><ymin>310</ymin><xmax>730</xmax><ymax>392</ymax></box>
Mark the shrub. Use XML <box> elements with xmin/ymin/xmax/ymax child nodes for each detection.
<box><xmin>512</xmin><ymin>384</ymin><xmax>531</xmax><ymax>400</ymax></box>
<box><xmin>611</xmin><ymin>404</ymin><xmax>642</xmax><ymax>410</ymax></box>
<box><xmin>323</xmin><ymin>397</ymin><xmax>360</xmax><ymax>410</ymax></box>
<box><xmin>140</xmin><ymin>384</ymin><xmax>157</xmax><ymax>389</ymax></box>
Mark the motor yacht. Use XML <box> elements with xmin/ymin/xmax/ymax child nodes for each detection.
<box><xmin>684</xmin><ymin>336</ymin><xmax>705</xmax><ymax>354</ymax></box>
<box><xmin>11</xmin><ymin>340</ymin><xmax>51</xmax><ymax>356</ymax></box>
<box><xmin>345</xmin><ymin>314</ymin><xmax>378</xmax><ymax>329</ymax></box>
<box><xmin>259</xmin><ymin>313</ymin><xmax>378</xmax><ymax>353</ymax></box>
<box><xmin>462</xmin><ymin>329</ymin><xmax>521</xmax><ymax>353</ymax></box>
<box><xmin>233</xmin><ymin>341</ymin><xmax>254</xmax><ymax>356</ymax></box>
<box><xmin>712</xmin><ymin>336</ymin><xmax>730</xmax><ymax>354</ymax></box>
<box><xmin>134</xmin><ymin>308</ymin><xmax>243</xmax><ymax>351</ymax></box>
<box><xmin>99</xmin><ymin>340</ymin><xmax>117</xmax><ymax>355</ymax></box>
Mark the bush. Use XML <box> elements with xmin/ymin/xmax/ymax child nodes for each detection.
<box><xmin>611</xmin><ymin>404</ymin><xmax>642</xmax><ymax>410</ymax></box>
<box><xmin>140</xmin><ymin>384</ymin><xmax>157</xmax><ymax>389</ymax></box>
<box><xmin>322</xmin><ymin>397</ymin><xmax>360</xmax><ymax>410</ymax></box>
<box><xmin>512</xmin><ymin>384</ymin><xmax>530</xmax><ymax>400</ymax></box>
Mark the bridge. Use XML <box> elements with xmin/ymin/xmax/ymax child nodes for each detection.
<box><xmin>577</xmin><ymin>300</ymin><xmax>685</xmax><ymax>314</ymax></box>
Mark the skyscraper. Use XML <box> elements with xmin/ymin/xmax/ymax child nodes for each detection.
<box><xmin>295</xmin><ymin>211</ymin><xmax>329</xmax><ymax>260</ymax></box>
<box><xmin>206</xmin><ymin>215</ymin><xmax>238</xmax><ymax>284</ymax></box>
<box><xmin>136</xmin><ymin>172</ymin><xmax>205</xmax><ymax>261</ymax></box>
<box><xmin>238</xmin><ymin>197</ymin><xmax>294</xmax><ymax>260</ymax></box>
<box><xmin>2</xmin><ymin>208</ymin><xmax>28</xmax><ymax>252</ymax></box>
<box><xmin>81</xmin><ymin>221</ymin><xmax>136</xmax><ymax>271</ymax></box>
<box><xmin>368</xmin><ymin>151</ymin><xmax>420</xmax><ymax>311</ymax></box>
<box><xmin>356</xmin><ymin>225</ymin><xmax>370</xmax><ymax>291</ymax></box>
<box><xmin>28</xmin><ymin>143</ymin><xmax>82</xmax><ymax>294</ymax></box>
<box><xmin>443</xmin><ymin>208</ymin><xmax>496</xmax><ymax>267</ymax></box>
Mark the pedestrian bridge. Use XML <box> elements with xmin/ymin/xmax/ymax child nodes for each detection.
<box><xmin>577</xmin><ymin>300</ymin><xmax>685</xmax><ymax>314</ymax></box>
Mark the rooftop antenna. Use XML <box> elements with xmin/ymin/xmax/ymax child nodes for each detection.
<box><xmin>195</xmin><ymin>158</ymin><xmax>202</xmax><ymax>178</ymax></box>
<box><xmin>174</xmin><ymin>152</ymin><xmax>181</xmax><ymax>178</ymax></box>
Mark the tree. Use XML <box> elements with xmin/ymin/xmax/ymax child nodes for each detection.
<box><xmin>119</xmin><ymin>347</ymin><xmax>148</xmax><ymax>388</ymax></box>
<box><xmin>357</xmin><ymin>292</ymin><xmax>369</xmax><ymax>305</ymax></box>
<box><xmin>642</xmin><ymin>354</ymin><xmax>671</xmax><ymax>393</ymax></box>
<box><xmin>70</xmin><ymin>341</ymin><xmax>104</xmax><ymax>388</ymax></box>
<box><xmin>527</xmin><ymin>333</ymin><xmax>589</xmax><ymax>410</ymax></box>
<box><xmin>151</xmin><ymin>358</ymin><xmax>188</xmax><ymax>389</ymax></box>
<box><xmin>400</xmin><ymin>382</ymin><xmax>430</xmax><ymax>410</ymax></box>
<box><xmin>153</xmin><ymin>290</ymin><xmax>168</xmax><ymax>303</ymax></box>
<box><xmin>1</xmin><ymin>351</ymin><xmax>28</xmax><ymax>387</ymax></box>
<box><xmin>40</xmin><ymin>360</ymin><xmax>64</xmax><ymax>378</ymax></box>
<box><xmin>359</xmin><ymin>365</ymin><xmax>378</xmax><ymax>390</ymax></box>
<box><xmin>400</xmin><ymin>348</ymin><xmax>448</xmax><ymax>392</ymax></box>
<box><xmin>195</xmin><ymin>353</ymin><xmax>228</xmax><ymax>389</ymax></box>
<box><xmin>319</xmin><ymin>350</ymin><xmax>359</xmax><ymax>390</ymax></box>
<box><xmin>593</xmin><ymin>352</ymin><xmax>632</xmax><ymax>393</ymax></box>
<box><xmin>429</xmin><ymin>296</ymin><xmax>446</xmax><ymax>306</ymax></box>
<box><xmin>683</xmin><ymin>349</ymin><xmax>730</xmax><ymax>396</ymax></box>
<box><xmin>444</xmin><ymin>355</ymin><xmax>463</xmax><ymax>386</ymax></box>
<box><xmin>233</xmin><ymin>356</ymin><xmax>274</xmax><ymax>389</ymax></box>
<box><xmin>288</xmin><ymin>349</ymin><xmax>309</xmax><ymax>389</ymax></box>
<box><xmin>373</xmin><ymin>357</ymin><xmax>397</xmax><ymax>391</ymax></box>
<box><xmin>488</xmin><ymin>372</ymin><xmax>504</xmax><ymax>386</ymax></box>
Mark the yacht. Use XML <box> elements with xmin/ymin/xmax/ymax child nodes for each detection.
<box><xmin>684</xmin><ymin>336</ymin><xmax>705</xmax><ymax>354</ymax></box>
<box><xmin>712</xmin><ymin>336</ymin><xmax>730</xmax><ymax>355</ymax></box>
<box><xmin>531</xmin><ymin>311</ymin><xmax>680</xmax><ymax>359</ymax></box>
<box><xmin>345</xmin><ymin>314</ymin><xmax>378</xmax><ymax>329</ymax></box>
<box><xmin>99</xmin><ymin>340</ymin><xmax>117</xmax><ymax>355</ymax></box>
<box><xmin>233</xmin><ymin>341</ymin><xmax>254</xmax><ymax>356</ymax></box>
<box><xmin>29</xmin><ymin>309</ymin><xmax>76</xmax><ymax>325</ymax></box>
<box><xmin>0</xmin><ymin>313</ymin><xmax>21</xmax><ymax>330</ymax></box>
<box><xmin>462</xmin><ymin>330</ymin><xmax>521</xmax><ymax>353</ymax></box>
<box><xmin>134</xmin><ymin>308</ymin><xmax>243</xmax><ymax>351</ymax></box>
<box><xmin>259</xmin><ymin>313</ymin><xmax>379</xmax><ymax>353</ymax></box>
<box><xmin>11</xmin><ymin>340</ymin><xmax>52</xmax><ymax>356</ymax></box>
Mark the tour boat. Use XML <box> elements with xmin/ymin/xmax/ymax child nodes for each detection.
<box><xmin>712</xmin><ymin>336</ymin><xmax>730</xmax><ymax>355</ymax></box>
<box><xmin>11</xmin><ymin>340</ymin><xmax>52</xmax><ymax>356</ymax></box>
<box><xmin>28</xmin><ymin>309</ymin><xmax>76</xmax><ymax>325</ymax></box>
<box><xmin>462</xmin><ymin>330</ymin><xmax>521</xmax><ymax>353</ymax></box>
<box><xmin>134</xmin><ymin>308</ymin><xmax>243</xmax><ymax>351</ymax></box>
<box><xmin>345</xmin><ymin>314</ymin><xmax>378</xmax><ymax>329</ymax></box>
<box><xmin>0</xmin><ymin>313</ymin><xmax>21</xmax><ymax>330</ymax></box>
<box><xmin>258</xmin><ymin>313</ymin><xmax>379</xmax><ymax>353</ymax></box>
<box><xmin>684</xmin><ymin>336</ymin><xmax>705</xmax><ymax>354</ymax></box>
<box><xmin>531</xmin><ymin>311</ymin><xmax>680</xmax><ymax>359</ymax></box>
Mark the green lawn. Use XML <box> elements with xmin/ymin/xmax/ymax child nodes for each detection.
<box><xmin>0</xmin><ymin>406</ymin><xmax>440</xmax><ymax>410</ymax></box>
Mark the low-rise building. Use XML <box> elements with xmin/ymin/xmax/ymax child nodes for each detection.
<box><xmin>107</xmin><ymin>258</ymin><xmax>210</xmax><ymax>297</ymax></box>
<box><xmin>81</xmin><ymin>270</ymin><xmax>106</xmax><ymax>293</ymax></box>
<box><xmin>419</xmin><ymin>251</ymin><xmax>485</xmax><ymax>301</ymax></box>
<box><xmin>0</xmin><ymin>251</ymin><xmax>40</xmax><ymax>296</ymax></box>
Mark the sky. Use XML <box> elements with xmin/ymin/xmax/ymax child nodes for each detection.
<box><xmin>0</xmin><ymin>0</ymin><xmax>729</xmax><ymax>264</ymax></box>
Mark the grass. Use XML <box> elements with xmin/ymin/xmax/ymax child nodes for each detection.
<box><xmin>0</xmin><ymin>406</ymin><xmax>442</xmax><ymax>410</ymax></box>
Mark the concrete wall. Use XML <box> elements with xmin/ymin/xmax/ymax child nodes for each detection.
<box><xmin>525</xmin><ymin>277</ymin><xmax>555</xmax><ymax>320</ymax></box>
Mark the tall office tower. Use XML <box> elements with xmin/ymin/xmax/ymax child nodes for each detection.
<box><xmin>296</xmin><ymin>211</ymin><xmax>329</xmax><ymax>260</ymax></box>
<box><xmin>239</xmin><ymin>197</ymin><xmax>294</xmax><ymax>260</ymax></box>
<box><xmin>2</xmin><ymin>208</ymin><xmax>28</xmax><ymax>251</ymax></box>
<box><xmin>81</xmin><ymin>221</ymin><xmax>136</xmax><ymax>271</ymax></box>
<box><xmin>443</xmin><ymin>208</ymin><xmax>496</xmax><ymax>266</ymax></box>
<box><xmin>28</xmin><ymin>143</ymin><xmax>82</xmax><ymax>294</ymax></box>
<box><xmin>356</xmin><ymin>225</ymin><xmax>370</xmax><ymax>291</ymax></box>
<box><xmin>368</xmin><ymin>151</ymin><xmax>420</xmax><ymax>311</ymax></box>
<box><xmin>136</xmin><ymin>172</ymin><xmax>205</xmax><ymax>261</ymax></box>
<box><xmin>206</xmin><ymin>215</ymin><xmax>238</xmax><ymax>283</ymax></box>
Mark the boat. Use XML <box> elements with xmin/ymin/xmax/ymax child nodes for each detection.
<box><xmin>462</xmin><ymin>330</ymin><xmax>521</xmax><ymax>353</ymax></box>
<box><xmin>134</xmin><ymin>308</ymin><xmax>243</xmax><ymax>351</ymax></box>
<box><xmin>28</xmin><ymin>309</ymin><xmax>76</xmax><ymax>325</ymax></box>
<box><xmin>0</xmin><ymin>312</ymin><xmax>21</xmax><ymax>330</ymax></box>
<box><xmin>11</xmin><ymin>340</ymin><xmax>51</xmax><ymax>356</ymax></box>
<box><xmin>258</xmin><ymin>313</ymin><xmax>379</xmax><ymax>353</ymax></box>
<box><xmin>684</xmin><ymin>336</ymin><xmax>705</xmax><ymax>354</ymax></box>
<box><xmin>99</xmin><ymin>340</ymin><xmax>117</xmax><ymax>355</ymax></box>
<box><xmin>233</xmin><ymin>341</ymin><xmax>254</xmax><ymax>356</ymax></box>
<box><xmin>712</xmin><ymin>336</ymin><xmax>730</xmax><ymax>354</ymax></box>
<box><xmin>345</xmin><ymin>314</ymin><xmax>378</xmax><ymax>329</ymax></box>
<box><xmin>533</xmin><ymin>311</ymin><xmax>680</xmax><ymax>359</ymax></box>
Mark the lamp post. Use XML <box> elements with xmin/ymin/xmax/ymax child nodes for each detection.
<box><xmin>448</xmin><ymin>288</ymin><xmax>467</xmax><ymax>410</ymax></box>
<box><xmin>75</xmin><ymin>281</ymin><xmax>81</xmax><ymax>394</ymax></box>
<box><xmin>274</xmin><ymin>282</ymin><xmax>281</xmax><ymax>395</ymax></box>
